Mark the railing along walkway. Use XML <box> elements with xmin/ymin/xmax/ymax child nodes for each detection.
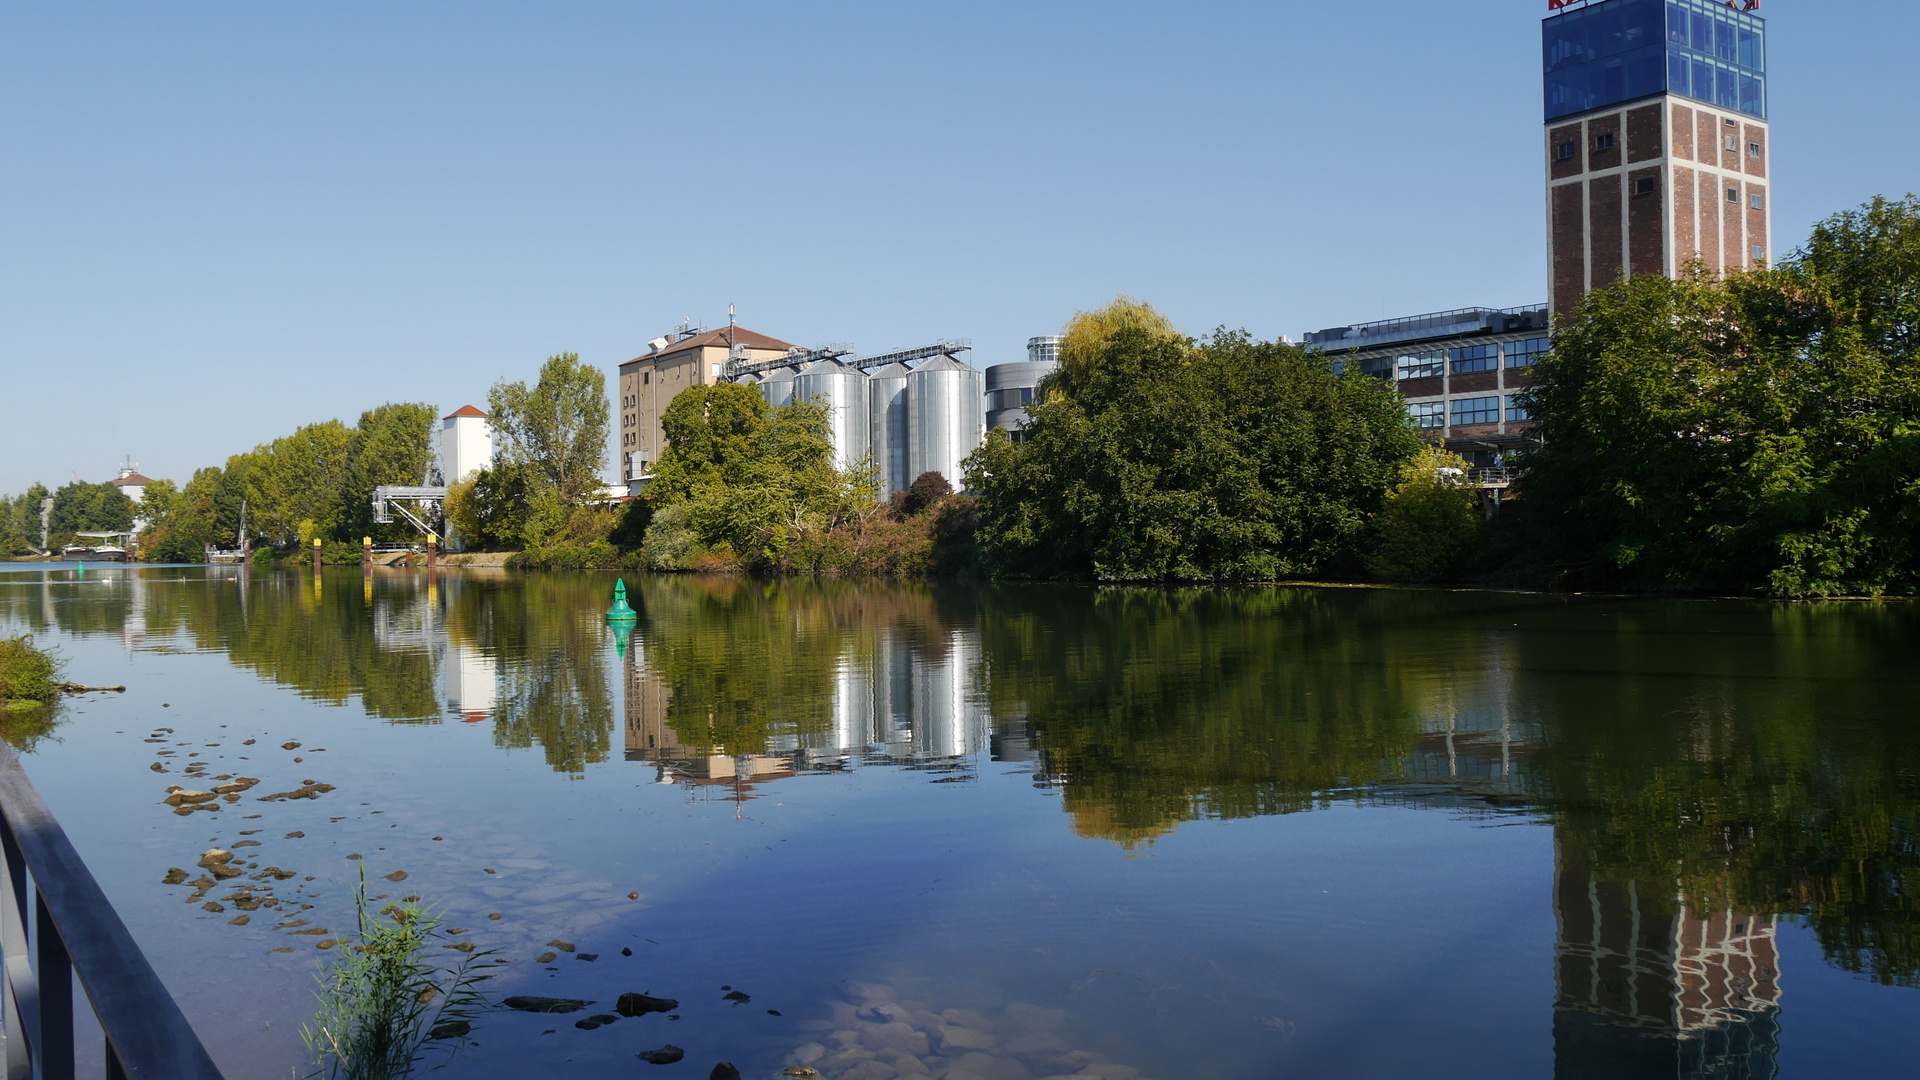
<box><xmin>0</xmin><ymin>739</ymin><xmax>224</xmax><ymax>1079</ymax></box>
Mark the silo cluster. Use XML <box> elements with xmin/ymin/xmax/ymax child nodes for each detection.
<box><xmin>748</xmin><ymin>352</ymin><xmax>985</xmax><ymax>496</ymax></box>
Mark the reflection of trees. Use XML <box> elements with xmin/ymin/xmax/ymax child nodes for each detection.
<box><xmin>1527</xmin><ymin>602</ymin><xmax>1920</xmax><ymax>991</ymax></box>
<box><xmin>456</xmin><ymin>574</ymin><xmax>614</xmax><ymax>775</ymax></box>
<box><xmin>978</xmin><ymin>586</ymin><xmax>1477</xmax><ymax>847</ymax></box>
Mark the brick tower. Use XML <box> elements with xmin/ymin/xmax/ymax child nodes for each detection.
<box><xmin>1543</xmin><ymin>0</ymin><xmax>1771</xmax><ymax>316</ymax></box>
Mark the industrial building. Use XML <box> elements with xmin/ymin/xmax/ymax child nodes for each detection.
<box><xmin>1304</xmin><ymin>306</ymin><xmax>1552</xmax><ymax>466</ymax></box>
<box><xmin>984</xmin><ymin>336</ymin><xmax>1062</xmax><ymax>435</ymax></box>
<box><xmin>617</xmin><ymin>323</ymin><xmax>799</xmax><ymax>488</ymax></box>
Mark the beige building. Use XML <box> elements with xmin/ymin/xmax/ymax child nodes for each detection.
<box><xmin>617</xmin><ymin>325</ymin><xmax>796</xmax><ymax>487</ymax></box>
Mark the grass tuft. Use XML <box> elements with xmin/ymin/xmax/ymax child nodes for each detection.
<box><xmin>303</xmin><ymin>866</ymin><xmax>493</xmax><ymax>1080</ymax></box>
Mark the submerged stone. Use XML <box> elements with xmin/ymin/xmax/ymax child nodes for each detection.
<box><xmin>637</xmin><ymin>1045</ymin><xmax>684</xmax><ymax>1065</ymax></box>
<box><xmin>503</xmin><ymin>996</ymin><xmax>592</xmax><ymax>1014</ymax></box>
<box><xmin>617</xmin><ymin>992</ymin><xmax>679</xmax><ymax>1017</ymax></box>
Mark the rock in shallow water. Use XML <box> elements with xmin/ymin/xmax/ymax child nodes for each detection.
<box><xmin>636</xmin><ymin>1045</ymin><xmax>684</xmax><ymax>1065</ymax></box>
<box><xmin>617</xmin><ymin>992</ymin><xmax>679</xmax><ymax>1017</ymax></box>
<box><xmin>502</xmin><ymin>996</ymin><xmax>591</xmax><ymax>1014</ymax></box>
<box><xmin>710</xmin><ymin>1064</ymin><xmax>741</xmax><ymax>1080</ymax></box>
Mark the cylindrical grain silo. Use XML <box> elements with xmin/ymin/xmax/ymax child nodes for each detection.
<box><xmin>794</xmin><ymin>358</ymin><xmax>871</xmax><ymax>472</ymax></box>
<box><xmin>760</xmin><ymin>366</ymin><xmax>798</xmax><ymax>409</ymax></box>
<box><xmin>907</xmin><ymin>353</ymin><xmax>984</xmax><ymax>492</ymax></box>
<box><xmin>866</xmin><ymin>362</ymin><xmax>912</xmax><ymax>496</ymax></box>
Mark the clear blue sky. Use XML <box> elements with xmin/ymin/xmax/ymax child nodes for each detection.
<box><xmin>2</xmin><ymin>1</ymin><xmax>1913</xmax><ymax>494</ymax></box>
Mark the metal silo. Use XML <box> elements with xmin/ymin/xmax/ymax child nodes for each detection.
<box><xmin>795</xmin><ymin>358</ymin><xmax>871</xmax><ymax>472</ymax></box>
<box><xmin>985</xmin><ymin>357</ymin><xmax>1058</xmax><ymax>434</ymax></box>
<box><xmin>907</xmin><ymin>353</ymin><xmax>984</xmax><ymax>491</ymax></box>
<box><xmin>760</xmin><ymin>366</ymin><xmax>798</xmax><ymax>408</ymax></box>
<box><xmin>866</xmin><ymin>362</ymin><xmax>912</xmax><ymax>496</ymax></box>
<box><xmin>732</xmin><ymin>372</ymin><xmax>762</xmax><ymax>391</ymax></box>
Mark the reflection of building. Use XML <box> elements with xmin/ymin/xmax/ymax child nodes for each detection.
<box><xmin>1553</xmin><ymin>838</ymin><xmax>1781</xmax><ymax>1079</ymax></box>
<box><xmin>443</xmin><ymin>639</ymin><xmax>497</xmax><ymax>723</ymax></box>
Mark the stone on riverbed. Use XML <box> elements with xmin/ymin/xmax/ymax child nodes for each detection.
<box><xmin>502</xmin><ymin>996</ymin><xmax>592</xmax><ymax>1014</ymax></box>
<box><xmin>616</xmin><ymin>991</ymin><xmax>679</xmax><ymax>1017</ymax></box>
<box><xmin>257</xmin><ymin>780</ymin><xmax>335</xmax><ymax>802</ymax></box>
<box><xmin>637</xmin><ymin>1044</ymin><xmax>685</xmax><ymax>1065</ymax></box>
<box><xmin>161</xmin><ymin>868</ymin><xmax>189</xmax><ymax>885</ymax></box>
<box><xmin>211</xmin><ymin>778</ymin><xmax>259</xmax><ymax>795</ymax></box>
<box><xmin>165</xmin><ymin>789</ymin><xmax>218</xmax><ymax>807</ymax></box>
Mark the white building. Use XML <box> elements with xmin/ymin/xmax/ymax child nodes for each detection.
<box><xmin>440</xmin><ymin>405</ymin><xmax>493</xmax><ymax>484</ymax></box>
<box><xmin>110</xmin><ymin>461</ymin><xmax>153</xmax><ymax>504</ymax></box>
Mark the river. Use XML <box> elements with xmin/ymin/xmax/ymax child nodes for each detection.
<box><xmin>0</xmin><ymin>565</ymin><xmax>1914</xmax><ymax>1078</ymax></box>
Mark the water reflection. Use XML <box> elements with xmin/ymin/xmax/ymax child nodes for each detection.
<box><xmin>1</xmin><ymin>567</ymin><xmax>1914</xmax><ymax>1075</ymax></box>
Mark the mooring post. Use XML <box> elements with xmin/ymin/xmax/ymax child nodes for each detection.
<box><xmin>312</xmin><ymin>537</ymin><xmax>322</xmax><ymax>577</ymax></box>
<box><xmin>362</xmin><ymin>535</ymin><xmax>372</xmax><ymax>571</ymax></box>
<box><xmin>427</xmin><ymin>534</ymin><xmax>438</xmax><ymax>573</ymax></box>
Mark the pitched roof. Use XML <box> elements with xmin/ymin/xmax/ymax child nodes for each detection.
<box><xmin>110</xmin><ymin>472</ymin><xmax>155</xmax><ymax>487</ymax></box>
<box><xmin>444</xmin><ymin>405</ymin><xmax>489</xmax><ymax>419</ymax></box>
<box><xmin>627</xmin><ymin>326</ymin><xmax>796</xmax><ymax>365</ymax></box>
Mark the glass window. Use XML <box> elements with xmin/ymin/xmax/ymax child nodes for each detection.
<box><xmin>1409</xmin><ymin>402</ymin><xmax>1446</xmax><ymax>429</ymax></box>
<box><xmin>1690</xmin><ymin>11</ymin><xmax>1711</xmax><ymax>52</ymax></box>
<box><xmin>1360</xmin><ymin>355</ymin><xmax>1393</xmax><ymax>380</ymax></box>
<box><xmin>1451</xmin><ymin>344</ymin><xmax>1500</xmax><ymax>375</ymax></box>
<box><xmin>1692</xmin><ymin>59</ymin><xmax>1713</xmax><ymax>103</ymax></box>
<box><xmin>1669</xmin><ymin>52</ymin><xmax>1689</xmax><ymax>94</ymax></box>
<box><xmin>1594</xmin><ymin>131</ymin><xmax>1615</xmax><ymax>152</ymax></box>
<box><xmin>1397</xmin><ymin>351</ymin><xmax>1445</xmax><ymax>380</ymax></box>
<box><xmin>1715</xmin><ymin>18</ymin><xmax>1736</xmax><ymax>61</ymax></box>
<box><xmin>1740</xmin><ymin>75</ymin><xmax>1763</xmax><ymax>116</ymax></box>
<box><xmin>1727</xmin><ymin>186</ymin><xmax>1739</xmax><ymax>204</ymax></box>
<box><xmin>1626</xmin><ymin>47</ymin><xmax>1664</xmax><ymax>98</ymax></box>
<box><xmin>1752</xmin><ymin>245</ymin><xmax>1766</xmax><ymax>262</ymax></box>
<box><xmin>1667</xmin><ymin>3</ymin><xmax>1688</xmax><ymax>45</ymax></box>
<box><xmin>1750</xmin><ymin>192</ymin><xmax>1764</xmax><ymax>210</ymax></box>
<box><xmin>1544</xmin><ymin>13</ymin><xmax>1588</xmax><ymax>71</ymax></box>
<box><xmin>1506</xmin><ymin>338</ymin><xmax>1551</xmax><ymax>368</ymax></box>
<box><xmin>1451</xmin><ymin>397</ymin><xmax>1501</xmax><ymax>426</ymax></box>
<box><xmin>1716</xmin><ymin>66</ymin><xmax>1738</xmax><ymax>108</ymax></box>
<box><xmin>1506</xmin><ymin>395</ymin><xmax>1533</xmax><ymax>422</ymax></box>
<box><xmin>1748</xmin><ymin>141</ymin><xmax>1762</xmax><ymax>158</ymax></box>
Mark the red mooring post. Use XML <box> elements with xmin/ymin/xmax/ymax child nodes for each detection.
<box><xmin>427</xmin><ymin>535</ymin><xmax>437</xmax><ymax>573</ymax></box>
<box><xmin>312</xmin><ymin>537</ymin><xmax>322</xmax><ymax>577</ymax></box>
<box><xmin>362</xmin><ymin>535</ymin><xmax>372</xmax><ymax>570</ymax></box>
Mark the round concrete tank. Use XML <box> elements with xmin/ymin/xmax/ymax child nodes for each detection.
<box><xmin>984</xmin><ymin>359</ymin><xmax>1057</xmax><ymax>434</ymax></box>
<box><xmin>795</xmin><ymin>358</ymin><xmax>871</xmax><ymax>472</ymax></box>
<box><xmin>866</xmin><ymin>362</ymin><xmax>913</xmax><ymax>496</ymax></box>
<box><xmin>760</xmin><ymin>366</ymin><xmax>798</xmax><ymax>409</ymax></box>
<box><xmin>907</xmin><ymin>353</ymin><xmax>984</xmax><ymax>491</ymax></box>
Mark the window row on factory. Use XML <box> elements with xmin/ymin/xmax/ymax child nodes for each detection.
<box><xmin>1407</xmin><ymin>396</ymin><xmax>1533</xmax><ymax>429</ymax></box>
<box><xmin>1334</xmin><ymin>337</ymin><xmax>1551</xmax><ymax>380</ymax></box>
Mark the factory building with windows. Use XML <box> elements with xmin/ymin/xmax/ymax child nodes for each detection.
<box><xmin>1305</xmin><ymin>307</ymin><xmax>1552</xmax><ymax>466</ymax></box>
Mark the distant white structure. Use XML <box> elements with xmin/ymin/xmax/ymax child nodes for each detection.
<box><xmin>110</xmin><ymin>460</ymin><xmax>154</xmax><ymax>504</ymax></box>
<box><xmin>440</xmin><ymin>405</ymin><xmax>493</xmax><ymax>484</ymax></box>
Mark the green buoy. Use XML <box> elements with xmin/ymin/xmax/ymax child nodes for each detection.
<box><xmin>606</xmin><ymin>578</ymin><xmax>637</xmax><ymax>622</ymax></box>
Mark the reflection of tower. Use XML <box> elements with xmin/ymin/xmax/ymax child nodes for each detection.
<box><xmin>622</xmin><ymin>635</ymin><xmax>682</xmax><ymax>759</ymax></box>
<box><xmin>1553</xmin><ymin>836</ymin><xmax>1781</xmax><ymax>1079</ymax></box>
<box><xmin>829</xmin><ymin>653</ymin><xmax>874</xmax><ymax>752</ymax></box>
<box><xmin>443</xmin><ymin>639</ymin><xmax>497</xmax><ymax>723</ymax></box>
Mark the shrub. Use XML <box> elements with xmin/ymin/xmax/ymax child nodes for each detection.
<box><xmin>0</xmin><ymin>636</ymin><xmax>63</xmax><ymax>708</ymax></box>
<box><xmin>1367</xmin><ymin>447</ymin><xmax>1482</xmax><ymax>583</ymax></box>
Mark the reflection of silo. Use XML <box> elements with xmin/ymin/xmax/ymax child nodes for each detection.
<box><xmin>871</xmin><ymin>632</ymin><xmax>916</xmax><ymax>757</ymax></box>
<box><xmin>795</xmin><ymin>359</ymin><xmax>871</xmax><ymax>471</ymax></box>
<box><xmin>830</xmin><ymin>654</ymin><xmax>875</xmax><ymax>752</ymax></box>
<box><xmin>867</xmin><ymin>362</ymin><xmax>913</xmax><ymax>496</ymax></box>
<box><xmin>907</xmin><ymin>354</ymin><xmax>984</xmax><ymax>490</ymax></box>
<box><xmin>760</xmin><ymin>366</ymin><xmax>798</xmax><ymax>408</ymax></box>
<box><xmin>910</xmin><ymin>631</ymin><xmax>988</xmax><ymax>758</ymax></box>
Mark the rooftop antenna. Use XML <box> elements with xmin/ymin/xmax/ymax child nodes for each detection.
<box><xmin>728</xmin><ymin>303</ymin><xmax>736</xmax><ymax>350</ymax></box>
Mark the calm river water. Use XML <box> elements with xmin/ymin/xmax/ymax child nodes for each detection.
<box><xmin>0</xmin><ymin>565</ymin><xmax>1915</xmax><ymax>1078</ymax></box>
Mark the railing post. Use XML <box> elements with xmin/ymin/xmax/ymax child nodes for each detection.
<box><xmin>34</xmin><ymin>891</ymin><xmax>72</xmax><ymax>1080</ymax></box>
<box><xmin>0</xmin><ymin>818</ymin><xmax>34</xmax><ymax>1080</ymax></box>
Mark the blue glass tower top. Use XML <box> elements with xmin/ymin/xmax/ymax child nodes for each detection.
<box><xmin>1544</xmin><ymin>0</ymin><xmax>1765</xmax><ymax>123</ymax></box>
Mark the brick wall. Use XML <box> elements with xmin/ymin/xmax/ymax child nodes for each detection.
<box><xmin>1746</xmin><ymin>185</ymin><xmax>1767</xmax><ymax>265</ymax></box>
<box><xmin>1627</xmin><ymin>104</ymin><xmax>1662</xmax><ymax>163</ymax></box>
<box><xmin>1671</xmin><ymin>103</ymin><xmax>1694</xmax><ymax>160</ymax></box>
<box><xmin>1589</xmin><ymin>113</ymin><xmax>1622</xmax><ymax>172</ymax></box>
<box><xmin>1698</xmin><ymin>178</ymin><xmax>1721</xmax><ymax>274</ymax></box>
<box><xmin>1590</xmin><ymin>175</ymin><xmax>1624</xmax><ymax>288</ymax></box>
<box><xmin>1628</xmin><ymin>166</ymin><xmax>1664</xmax><ymax>276</ymax></box>
<box><xmin>1673</xmin><ymin>166</ymin><xmax>1696</xmax><ymax>269</ymax></box>
<box><xmin>1551</xmin><ymin>123</ymin><xmax>1583</xmax><ymax>181</ymax></box>
<box><xmin>1552</xmin><ymin>182</ymin><xmax>1586</xmax><ymax>314</ymax></box>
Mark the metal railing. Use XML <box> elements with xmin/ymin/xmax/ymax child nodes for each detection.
<box><xmin>0</xmin><ymin>739</ymin><xmax>224</xmax><ymax>1079</ymax></box>
<box><xmin>1474</xmin><ymin>467</ymin><xmax>1518</xmax><ymax>486</ymax></box>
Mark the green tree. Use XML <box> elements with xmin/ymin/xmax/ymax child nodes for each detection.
<box><xmin>1367</xmin><ymin>446</ymin><xmax>1481</xmax><ymax>583</ymax></box>
<box><xmin>488</xmin><ymin>353</ymin><xmax>609</xmax><ymax>505</ymax></box>
<box><xmin>645</xmin><ymin>383</ymin><xmax>875</xmax><ymax>570</ymax></box>
<box><xmin>1513</xmin><ymin>194</ymin><xmax>1920</xmax><ymax>595</ymax></box>
<box><xmin>0</xmin><ymin>485</ymin><xmax>51</xmax><ymax>555</ymax></box>
<box><xmin>47</xmin><ymin>481</ymin><xmax>135</xmax><ymax>545</ymax></box>
<box><xmin>335</xmin><ymin>403</ymin><xmax>441</xmax><ymax>543</ymax></box>
<box><xmin>254</xmin><ymin>420</ymin><xmax>355</xmax><ymax>545</ymax></box>
<box><xmin>966</xmin><ymin>301</ymin><xmax>1420</xmax><ymax>580</ymax></box>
